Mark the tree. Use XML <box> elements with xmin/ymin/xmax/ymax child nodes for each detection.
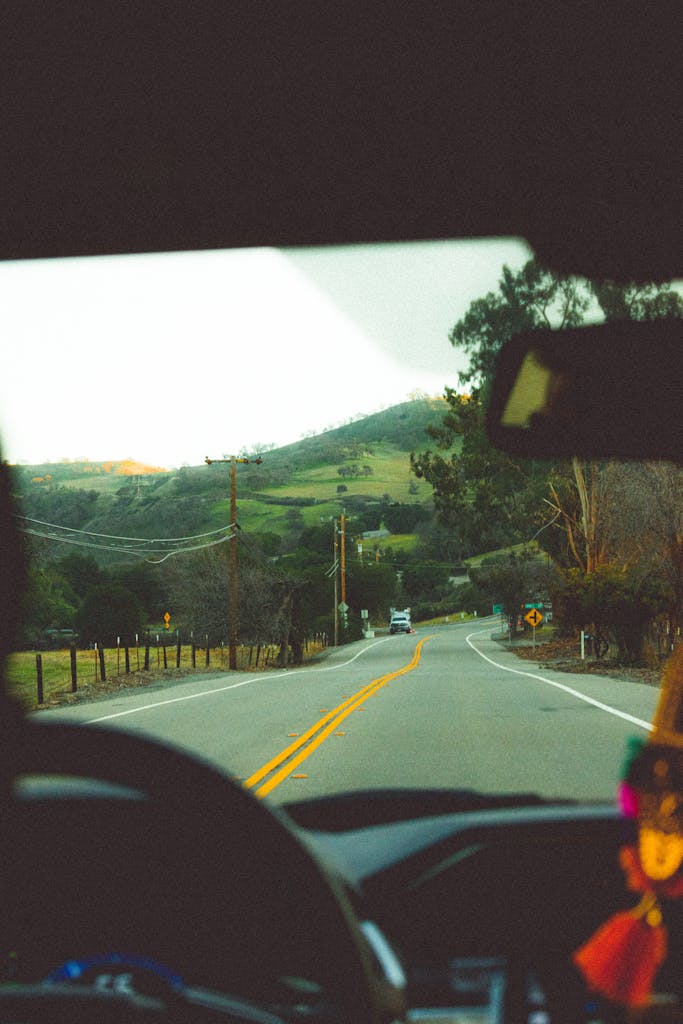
<box><xmin>411</xmin><ymin>260</ymin><xmax>592</xmax><ymax>560</ymax></box>
<box><xmin>593</xmin><ymin>462</ymin><xmax>683</xmax><ymax>640</ymax></box>
<box><xmin>268</xmin><ymin>550</ymin><xmax>337</xmax><ymax>661</ymax></box>
<box><xmin>400</xmin><ymin>561</ymin><xmax>451</xmax><ymax>604</ymax></box>
<box><xmin>346</xmin><ymin>562</ymin><xmax>398</xmax><ymax>623</ymax></box>
<box><xmin>639</xmin><ymin>464</ymin><xmax>683</xmax><ymax>640</ymax></box>
<box><xmin>382</xmin><ymin>502</ymin><xmax>430</xmax><ymax>535</ymax></box>
<box><xmin>413</xmin><ymin>517</ymin><xmax>469</xmax><ymax>566</ymax></box>
<box><xmin>298</xmin><ymin>524</ymin><xmax>335</xmax><ymax>558</ymax></box>
<box><xmin>411</xmin><ymin>390</ymin><xmax>549</xmax><ymax>559</ymax></box>
<box><xmin>56</xmin><ymin>553</ymin><xmax>104</xmax><ymax>596</ymax></box>
<box><xmin>167</xmin><ymin>539</ymin><xmax>336</xmax><ymax>661</ymax></box>
<box><xmin>167</xmin><ymin>545</ymin><xmax>281</xmax><ymax>645</ymax></box>
<box><xmin>110</xmin><ymin>562</ymin><xmax>169</xmax><ymax>622</ymax></box>
<box><xmin>592</xmin><ymin>281</ymin><xmax>683</xmax><ymax>323</ymax></box>
<box><xmin>450</xmin><ymin>260</ymin><xmax>591</xmax><ymax>387</ymax></box>
<box><xmin>21</xmin><ymin>485</ymin><xmax>100</xmax><ymax>529</ymax></box>
<box><xmin>75</xmin><ymin>583</ymin><xmax>145</xmax><ymax>647</ymax></box>
<box><xmin>469</xmin><ymin>549</ymin><xmax>559</xmax><ymax>636</ymax></box>
<box><xmin>556</xmin><ymin>564</ymin><xmax>669</xmax><ymax>664</ymax></box>
<box><xmin>545</xmin><ymin>459</ymin><xmax>613</xmax><ymax>574</ymax></box>
<box><xmin>21</xmin><ymin>563</ymin><xmax>78</xmax><ymax>645</ymax></box>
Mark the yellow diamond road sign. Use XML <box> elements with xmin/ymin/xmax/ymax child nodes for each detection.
<box><xmin>525</xmin><ymin>608</ymin><xmax>544</xmax><ymax>628</ymax></box>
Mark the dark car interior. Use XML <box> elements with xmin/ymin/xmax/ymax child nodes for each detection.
<box><xmin>0</xmin><ymin>7</ymin><xmax>680</xmax><ymax>1024</ymax></box>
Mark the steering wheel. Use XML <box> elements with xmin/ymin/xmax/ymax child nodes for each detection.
<box><xmin>0</xmin><ymin>717</ymin><xmax>401</xmax><ymax>1024</ymax></box>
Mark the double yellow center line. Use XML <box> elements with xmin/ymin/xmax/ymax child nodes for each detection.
<box><xmin>244</xmin><ymin>636</ymin><xmax>432</xmax><ymax>798</ymax></box>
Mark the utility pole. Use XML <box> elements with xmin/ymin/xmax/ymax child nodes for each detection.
<box><xmin>333</xmin><ymin>518</ymin><xmax>339</xmax><ymax>647</ymax></box>
<box><xmin>340</xmin><ymin>510</ymin><xmax>346</xmax><ymax>607</ymax></box>
<box><xmin>322</xmin><ymin>515</ymin><xmax>340</xmax><ymax>646</ymax></box>
<box><xmin>205</xmin><ymin>455</ymin><xmax>262</xmax><ymax>669</ymax></box>
<box><xmin>339</xmin><ymin>510</ymin><xmax>349</xmax><ymax>636</ymax></box>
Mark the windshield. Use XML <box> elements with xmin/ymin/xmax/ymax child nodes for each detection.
<box><xmin>2</xmin><ymin>240</ymin><xmax>681</xmax><ymax>807</ymax></box>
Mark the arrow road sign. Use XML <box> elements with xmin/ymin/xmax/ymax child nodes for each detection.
<box><xmin>524</xmin><ymin>608</ymin><xmax>544</xmax><ymax>628</ymax></box>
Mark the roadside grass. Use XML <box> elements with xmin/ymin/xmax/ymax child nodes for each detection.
<box><xmin>416</xmin><ymin>611</ymin><xmax>482</xmax><ymax>627</ymax></box>
<box><xmin>7</xmin><ymin>638</ymin><xmax>329</xmax><ymax>712</ymax></box>
<box><xmin>7</xmin><ymin>647</ymin><xmax>119</xmax><ymax>709</ymax></box>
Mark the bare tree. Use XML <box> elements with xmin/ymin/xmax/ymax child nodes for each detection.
<box><xmin>609</xmin><ymin>462</ymin><xmax>683</xmax><ymax>639</ymax></box>
<box><xmin>546</xmin><ymin>460</ymin><xmax>614</xmax><ymax>574</ymax></box>
<box><xmin>166</xmin><ymin>546</ymin><xmax>284</xmax><ymax>645</ymax></box>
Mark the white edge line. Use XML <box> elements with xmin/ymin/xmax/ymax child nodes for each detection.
<box><xmin>465</xmin><ymin>630</ymin><xmax>652</xmax><ymax>732</ymax></box>
<box><xmin>85</xmin><ymin>637</ymin><xmax>394</xmax><ymax>724</ymax></box>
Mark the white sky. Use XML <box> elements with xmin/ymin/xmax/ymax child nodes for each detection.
<box><xmin>0</xmin><ymin>238</ymin><xmax>533</xmax><ymax>468</ymax></box>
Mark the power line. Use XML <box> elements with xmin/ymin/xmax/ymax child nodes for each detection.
<box><xmin>15</xmin><ymin>511</ymin><xmax>237</xmax><ymax>563</ymax></box>
<box><xmin>19</xmin><ymin>525</ymin><xmax>237</xmax><ymax>563</ymax></box>
<box><xmin>14</xmin><ymin>513</ymin><xmax>236</xmax><ymax>545</ymax></box>
<box><xmin>143</xmin><ymin>533</ymin><xmax>237</xmax><ymax>563</ymax></box>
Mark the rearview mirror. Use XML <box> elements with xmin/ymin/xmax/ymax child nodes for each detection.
<box><xmin>486</xmin><ymin>321</ymin><xmax>682</xmax><ymax>463</ymax></box>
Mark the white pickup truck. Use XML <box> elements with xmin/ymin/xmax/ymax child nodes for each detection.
<box><xmin>389</xmin><ymin>610</ymin><xmax>412</xmax><ymax>634</ymax></box>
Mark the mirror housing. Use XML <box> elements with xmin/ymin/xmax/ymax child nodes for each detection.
<box><xmin>486</xmin><ymin>320</ymin><xmax>683</xmax><ymax>463</ymax></box>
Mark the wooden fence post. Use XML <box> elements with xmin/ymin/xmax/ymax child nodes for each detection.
<box><xmin>36</xmin><ymin>653</ymin><xmax>43</xmax><ymax>704</ymax></box>
<box><xmin>205</xmin><ymin>636</ymin><xmax>210</xmax><ymax>667</ymax></box>
<box><xmin>176</xmin><ymin>637</ymin><xmax>181</xmax><ymax>668</ymax></box>
<box><xmin>70</xmin><ymin>643</ymin><xmax>78</xmax><ymax>692</ymax></box>
<box><xmin>98</xmin><ymin>644</ymin><xmax>106</xmax><ymax>682</ymax></box>
<box><xmin>144</xmin><ymin>642</ymin><xmax>150</xmax><ymax>671</ymax></box>
<box><xmin>125</xmin><ymin>646</ymin><xmax>130</xmax><ymax>673</ymax></box>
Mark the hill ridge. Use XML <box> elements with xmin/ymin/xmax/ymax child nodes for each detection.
<box><xmin>11</xmin><ymin>398</ymin><xmax>450</xmax><ymax>562</ymax></box>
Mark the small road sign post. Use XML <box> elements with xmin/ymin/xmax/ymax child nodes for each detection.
<box><xmin>524</xmin><ymin>607</ymin><xmax>544</xmax><ymax>647</ymax></box>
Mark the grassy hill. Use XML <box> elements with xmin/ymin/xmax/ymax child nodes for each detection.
<box><xmin>11</xmin><ymin>398</ymin><xmax>453</xmax><ymax>556</ymax></box>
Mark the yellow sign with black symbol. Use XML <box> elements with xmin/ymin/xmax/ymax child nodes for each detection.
<box><xmin>524</xmin><ymin>607</ymin><xmax>544</xmax><ymax>628</ymax></box>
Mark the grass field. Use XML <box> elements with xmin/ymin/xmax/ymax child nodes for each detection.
<box><xmin>6</xmin><ymin>638</ymin><xmax>328</xmax><ymax>712</ymax></box>
<box><xmin>206</xmin><ymin>442</ymin><xmax>431</xmax><ymax>536</ymax></box>
<box><xmin>464</xmin><ymin>541</ymin><xmax>542</xmax><ymax>567</ymax></box>
<box><xmin>265</xmin><ymin>444</ymin><xmax>431</xmax><ymax>501</ymax></box>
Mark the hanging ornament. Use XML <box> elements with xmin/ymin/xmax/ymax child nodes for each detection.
<box><xmin>573</xmin><ymin>646</ymin><xmax>683</xmax><ymax>1009</ymax></box>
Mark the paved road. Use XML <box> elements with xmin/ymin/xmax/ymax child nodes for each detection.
<box><xmin>44</xmin><ymin>619</ymin><xmax>659</xmax><ymax>805</ymax></box>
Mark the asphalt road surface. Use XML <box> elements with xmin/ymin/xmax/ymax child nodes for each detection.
<box><xmin>45</xmin><ymin>618</ymin><xmax>659</xmax><ymax>805</ymax></box>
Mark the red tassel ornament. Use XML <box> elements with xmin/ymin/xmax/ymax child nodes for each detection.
<box><xmin>573</xmin><ymin>894</ymin><xmax>667</xmax><ymax>1007</ymax></box>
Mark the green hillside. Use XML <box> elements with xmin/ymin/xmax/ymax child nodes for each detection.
<box><xmin>11</xmin><ymin>398</ymin><xmax>453</xmax><ymax>557</ymax></box>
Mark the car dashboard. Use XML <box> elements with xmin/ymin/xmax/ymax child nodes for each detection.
<box><xmin>285</xmin><ymin>793</ymin><xmax>678</xmax><ymax>1023</ymax></box>
<box><xmin>2</xmin><ymin>747</ymin><xmax>682</xmax><ymax>1024</ymax></box>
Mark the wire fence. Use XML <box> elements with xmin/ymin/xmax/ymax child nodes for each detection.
<box><xmin>6</xmin><ymin>633</ymin><xmax>330</xmax><ymax>711</ymax></box>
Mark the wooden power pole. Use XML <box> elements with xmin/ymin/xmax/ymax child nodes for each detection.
<box><xmin>205</xmin><ymin>455</ymin><xmax>262</xmax><ymax>669</ymax></box>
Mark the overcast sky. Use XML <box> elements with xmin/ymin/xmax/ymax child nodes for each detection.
<box><xmin>0</xmin><ymin>237</ymin><xmax>533</xmax><ymax>468</ymax></box>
